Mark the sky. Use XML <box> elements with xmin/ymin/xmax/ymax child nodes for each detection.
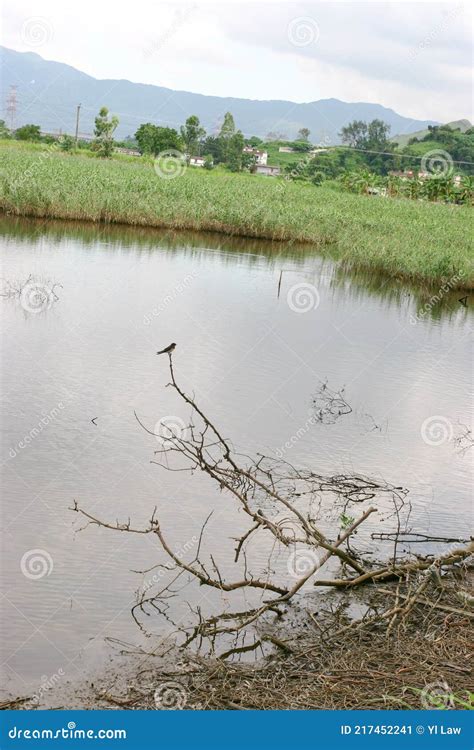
<box><xmin>2</xmin><ymin>0</ymin><xmax>472</xmax><ymax>122</ymax></box>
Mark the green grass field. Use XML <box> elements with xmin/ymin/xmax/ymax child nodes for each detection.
<box><xmin>0</xmin><ymin>141</ymin><xmax>472</xmax><ymax>288</ymax></box>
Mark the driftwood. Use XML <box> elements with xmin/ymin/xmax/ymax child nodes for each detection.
<box><xmin>71</xmin><ymin>351</ymin><xmax>472</xmax><ymax>650</ymax></box>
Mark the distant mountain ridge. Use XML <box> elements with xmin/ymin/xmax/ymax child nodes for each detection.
<box><xmin>1</xmin><ymin>46</ymin><xmax>439</xmax><ymax>143</ymax></box>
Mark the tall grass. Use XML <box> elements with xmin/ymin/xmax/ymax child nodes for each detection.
<box><xmin>0</xmin><ymin>141</ymin><xmax>472</xmax><ymax>287</ymax></box>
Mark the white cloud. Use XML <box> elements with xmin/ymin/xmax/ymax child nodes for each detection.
<box><xmin>1</xmin><ymin>0</ymin><xmax>472</xmax><ymax>121</ymax></box>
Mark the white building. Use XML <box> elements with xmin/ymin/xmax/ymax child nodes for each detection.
<box><xmin>255</xmin><ymin>164</ymin><xmax>280</xmax><ymax>177</ymax></box>
<box><xmin>243</xmin><ymin>146</ymin><xmax>268</xmax><ymax>165</ymax></box>
<box><xmin>189</xmin><ymin>156</ymin><xmax>206</xmax><ymax>167</ymax></box>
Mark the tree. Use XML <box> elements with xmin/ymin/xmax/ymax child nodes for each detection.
<box><xmin>227</xmin><ymin>131</ymin><xmax>245</xmax><ymax>171</ymax></box>
<box><xmin>93</xmin><ymin>107</ymin><xmax>119</xmax><ymax>157</ymax></box>
<box><xmin>135</xmin><ymin>123</ymin><xmax>183</xmax><ymax>156</ymax></box>
<box><xmin>366</xmin><ymin>119</ymin><xmax>391</xmax><ymax>150</ymax></box>
<box><xmin>0</xmin><ymin>119</ymin><xmax>10</xmax><ymax>139</ymax></box>
<box><xmin>201</xmin><ymin>135</ymin><xmax>223</xmax><ymax>163</ymax></box>
<box><xmin>292</xmin><ymin>140</ymin><xmax>312</xmax><ymax>153</ymax></box>
<box><xmin>180</xmin><ymin>115</ymin><xmax>205</xmax><ymax>155</ymax></box>
<box><xmin>339</xmin><ymin>119</ymin><xmax>397</xmax><ymax>174</ymax></box>
<box><xmin>135</xmin><ymin>124</ymin><xmax>156</xmax><ymax>155</ymax></box>
<box><xmin>298</xmin><ymin>127</ymin><xmax>310</xmax><ymax>141</ymax></box>
<box><xmin>152</xmin><ymin>127</ymin><xmax>183</xmax><ymax>155</ymax></box>
<box><xmin>15</xmin><ymin>124</ymin><xmax>42</xmax><ymax>142</ymax></box>
<box><xmin>203</xmin><ymin>154</ymin><xmax>214</xmax><ymax>170</ymax></box>
<box><xmin>59</xmin><ymin>135</ymin><xmax>76</xmax><ymax>153</ymax></box>
<box><xmin>339</xmin><ymin>120</ymin><xmax>368</xmax><ymax>148</ymax></box>
<box><xmin>218</xmin><ymin>112</ymin><xmax>236</xmax><ymax>162</ymax></box>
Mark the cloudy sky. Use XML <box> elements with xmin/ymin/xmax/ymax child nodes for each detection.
<box><xmin>2</xmin><ymin>0</ymin><xmax>472</xmax><ymax>122</ymax></box>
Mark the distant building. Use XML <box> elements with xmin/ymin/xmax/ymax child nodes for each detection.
<box><xmin>114</xmin><ymin>147</ymin><xmax>140</xmax><ymax>156</ymax></box>
<box><xmin>243</xmin><ymin>146</ymin><xmax>268</xmax><ymax>165</ymax></box>
<box><xmin>255</xmin><ymin>164</ymin><xmax>280</xmax><ymax>177</ymax></box>
<box><xmin>189</xmin><ymin>156</ymin><xmax>207</xmax><ymax>167</ymax></box>
<box><xmin>279</xmin><ymin>146</ymin><xmax>294</xmax><ymax>153</ymax></box>
<box><xmin>389</xmin><ymin>170</ymin><xmax>415</xmax><ymax>180</ymax></box>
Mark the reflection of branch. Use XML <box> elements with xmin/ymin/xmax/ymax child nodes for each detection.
<box><xmin>453</xmin><ymin>421</ymin><xmax>474</xmax><ymax>455</ymax></box>
<box><xmin>71</xmin><ymin>352</ymin><xmax>417</xmax><ymax>647</ymax></box>
<box><xmin>312</xmin><ymin>380</ymin><xmax>352</xmax><ymax>424</ymax></box>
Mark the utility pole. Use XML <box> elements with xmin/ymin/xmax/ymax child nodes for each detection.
<box><xmin>74</xmin><ymin>103</ymin><xmax>81</xmax><ymax>144</ymax></box>
<box><xmin>6</xmin><ymin>85</ymin><xmax>17</xmax><ymax>133</ymax></box>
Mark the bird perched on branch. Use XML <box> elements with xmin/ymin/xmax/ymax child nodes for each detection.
<box><xmin>157</xmin><ymin>343</ymin><xmax>176</xmax><ymax>355</ymax></box>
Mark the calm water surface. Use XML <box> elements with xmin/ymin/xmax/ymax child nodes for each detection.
<box><xmin>0</xmin><ymin>217</ymin><xmax>472</xmax><ymax>695</ymax></box>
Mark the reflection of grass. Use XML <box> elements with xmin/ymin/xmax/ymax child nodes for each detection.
<box><xmin>1</xmin><ymin>141</ymin><xmax>472</xmax><ymax>288</ymax></box>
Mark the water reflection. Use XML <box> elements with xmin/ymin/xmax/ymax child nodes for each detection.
<box><xmin>0</xmin><ymin>214</ymin><xmax>471</xmax><ymax>693</ymax></box>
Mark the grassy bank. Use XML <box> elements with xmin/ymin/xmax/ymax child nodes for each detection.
<box><xmin>1</xmin><ymin>142</ymin><xmax>472</xmax><ymax>287</ymax></box>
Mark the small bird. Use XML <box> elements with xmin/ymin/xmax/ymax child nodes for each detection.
<box><xmin>157</xmin><ymin>342</ymin><xmax>176</xmax><ymax>355</ymax></box>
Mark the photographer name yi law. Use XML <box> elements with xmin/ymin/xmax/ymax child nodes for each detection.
<box><xmin>340</xmin><ymin>725</ymin><xmax>462</xmax><ymax>735</ymax></box>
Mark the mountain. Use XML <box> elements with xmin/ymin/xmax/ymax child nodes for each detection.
<box><xmin>1</xmin><ymin>46</ymin><xmax>438</xmax><ymax>143</ymax></box>
<box><xmin>391</xmin><ymin>119</ymin><xmax>472</xmax><ymax>147</ymax></box>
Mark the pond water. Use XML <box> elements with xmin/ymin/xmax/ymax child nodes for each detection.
<box><xmin>0</xmin><ymin>216</ymin><xmax>472</xmax><ymax>697</ymax></box>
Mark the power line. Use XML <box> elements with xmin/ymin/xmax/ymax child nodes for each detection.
<box><xmin>324</xmin><ymin>144</ymin><xmax>474</xmax><ymax>167</ymax></box>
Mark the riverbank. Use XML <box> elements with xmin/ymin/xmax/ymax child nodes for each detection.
<box><xmin>1</xmin><ymin>142</ymin><xmax>472</xmax><ymax>289</ymax></box>
<box><xmin>2</xmin><ymin>568</ymin><xmax>473</xmax><ymax>710</ymax></box>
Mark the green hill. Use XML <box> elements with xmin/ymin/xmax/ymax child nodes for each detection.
<box><xmin>392</xmin><ymin>119</ymin><xmax>472</xmax><ymax>147</ymax></box>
